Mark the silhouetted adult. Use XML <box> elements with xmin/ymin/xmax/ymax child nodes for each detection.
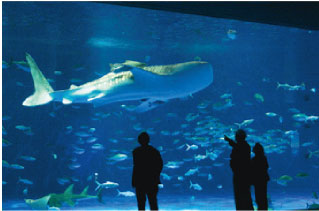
<box><xmin>252</xmin><ymin>143</ymin><xmax>270</xmax><ymax>210</ymax></box>
<box><xmin>224</xmin><ymin>129</ymin><xmax>253</xmax><ymax>210</ymax></box>
<box><xmin>132</xmin><ymin>132</ymin><xmax>163</xmax><ymax>210</ymax></box>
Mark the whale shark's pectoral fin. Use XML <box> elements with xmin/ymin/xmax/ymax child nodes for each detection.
<box><xmin>134</xmin><ymin>99</ymin><xmax>167</xmax><ymax>112</ymax></box>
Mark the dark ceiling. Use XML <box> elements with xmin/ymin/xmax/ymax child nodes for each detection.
<box><xmin>102</xmin><ymin>1</ymin><xmax>319</xmax><ymax>30</ymax></box>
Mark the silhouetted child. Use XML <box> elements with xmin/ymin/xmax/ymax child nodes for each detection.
<box><xmin>132</xmin><ymin>132</ymin><xmax>163</xmax><ymax>210</ymax></box>
<box><xmin>225</xmin><ymin>129</ymin><xmax>253</xmax><ymax>210</ymax></box>
<box><xmin>251</xmin><ymin>143</ymin><xmax>270</xmax><ymax>210</ymax></box>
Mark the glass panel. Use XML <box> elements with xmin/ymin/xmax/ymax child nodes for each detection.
<box><xmin>2</xmin><ymin>2</ymin><xmax>319</xmax><ymax>210</ymax></box>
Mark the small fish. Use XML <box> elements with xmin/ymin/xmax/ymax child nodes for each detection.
<box><xmin>217</xmin><ymin>184</ymin><xmax>223</xmax><ymax>189</ymax></box>
<box><xmin>13</xmin><ymin>60</ymin><xmax>30</xmax><ymax>72</ymax></box>
<box><xmin>24</xmin><ymin>129</ymin><xmax>34</xmax><ymax>136</ymax></box>
<box><xmin>279</xmin><ymin>116</ymin><xmax>283</xmax><ymax>123</ymax></box>
<box><xmin>186</xmin><ymin>144</ymin><xmax>198</xmax><ymax>151</ymax></box>
<box><xmin>189</xmin><ymin>180</ymin><xmax>202</xmax><ymax>191</ymax></box>
<box><xmin>194</xmin><ymin>154</ymin><xmax>207</xmax><ymax>162</ymax></box>
<box><xmin>15</xmin><ymin>125</ymin><xmax>31</xmax><ymax>131</ymax></box>
<box><xmin>208</xmin><ymin>174</ymin><xmax>213</xmax><ymax>181</ymax></box>
<box><xmin>310</xmin><ymin>88</ymin><xmax>316</xmax><ymax>93</ymax></box>
<box><xmin>57</xmin><ymin>177</ymin><xmax>70</xmax><ymax>185</ymax></box>
<box><xmin>288</xmin><ymin>108</ymin><xmax>300</xmax><ymax>113</ymax></box>
<box><xmin>54</xmin><ymin>71</ymin><xmax>62</xmax><ymax>75</ymax></box>
<box><xmin>91</xmin><ymin>143</ymin><xmax>104</xmax><ymax>150</ymax></box>
<box><xmin>160</xmin><ymin>130</ymin><xmax>171</xmax><ymax>136</ymax></box>
<box><xmin>254</xmin><ymin>93</ymin><xmax>264</xmax><ymax>103</ymax></box>
<box><xmin>109</xmin><ymin>153</ymin><xmax>128</xmax><ymax>162</ymax></box>
<box><xmin>265</xmin><ymin>112</ymin><xmax>277</xmax><ymax>117</ymax></box>
<box><xmin>71</xmin><ymin>177</ymin><xmax>79</xmax><ymax>182</ymax></box>
<box><xmin>95</xmin><ymin>180</ymin><xmax>119</xmax><ymax>191</ymax></box>
<box><xmin>52</xmin><ymin>154</ymin><xmax>58</xmax><ymax>159</ymax></box>
<box><xmin>117</xmin><ymin>189</ymin><xmax>135</xmax><ymax>197</ymax></box>
<box><xmin>19</xmin><ymin>156</ymin><xmax>36</xmax><ymax>161</ymax></box>
<box><xmin>23</xmin><ymin>188</ymin><xmax>28</xmax><ymax>195</ymax></box>
<box><xmin>278</xmin><ymin>175</ymin><xmax>293</xmax><ymax>181</ymax></box>
<box><xmin>75</xmin><ymin>131</ymin><xmax>92</xmax><ymax>137</ymax></box>
<box><xmin>161</xmin><ymin>173</ymin><xmax>171</xmax><ymax>180</ymax></box>
<box><xmin>235</xmin><ymin>119</ymin><xmax>254</xmax><ymax>128</ymax></box>
<box><xmin>133</xmin><ymin>123</ymin><xmax>142</xmax><ymax>131</ymax></box>
<box><xmin>165</xmin><ymin>161</ymin><xmax>183</xmax><ymax>169</ymax></box>
<box><xmin>220</xmin><ymin>93</ymin><xmax>232</xmax><ymax>99</ymax></box>
<box><xmin>197</xmin><ymin>101</ymin><xmax>210</xmax><ymax>109</ymax></box>
<box><xmin>177</xmin><ymin>176</ymin><xmax>184</xmax><ymax>181</ymax></box>
<box><xmin>262</xmin><ymin>77</ymin><xmax>270</xmax><ymax>83</ymax></box>
<box><xmin>89</xmin><ymin>128</ymin><xmax>96</xmax><ymax>133</ymax></box>
<box><xmin>185</xmin><ymin>168</ymin><xmax>199</xmax><ymax>176</ymax></box>
<box><xmin>292</xmin><ymin>113</ymin><xmax>308</xmax><ymax>122</ymax></box>
<box><xmin>86</xmin><ymin>137</ymin><xmax>98</xmax><ymax>143</ymax></box>
<box><xmin>213</xmin><ymin>162</ymin><xmax>224</xmax><ymax>167</ymax></box>
<box><xmin>295</xmin><ymin>172</ymin><xmax>309</xmax><ymax>178</ymax></box>
<box><xmin>185</xmin><ymin>113</ymin><xmax>199</xmax><ymax>122</ymax></box>
<box><xmin>18</xmin><ymin>178</ymin><xmax>33</xmax><ymax>185</ymax></box>
<box><xmin>73</xmin><ymin>147</ymin><xmax>85</xmax><ymax>155</ymax></box>
<box><xmin>68</xmin><ymin>163</ymin><xmax>81</xmax><ymax>170</ymax></box>
<box><xmin>301</xmin><ymin>142</ymin><xmax>313</xmax><ymax>147</ymax></box>
<box><xmin>10</xmin><ymin>164</ymin><xmax>24</xmax><ymax>170</ymax></box>
<box><xmin>16</xmin><ymin>81</ymin><xmax>24</xmax><ymax>87</ymax></box>
<box><xmin>181</xmin><ymin>124</ymin><xmax>189</xmax><ymax>129</ymax></box>
<box><xmin>167</xmin><ymin>113</ymin><xmax>178</xmax><ymax>118</ymax></box>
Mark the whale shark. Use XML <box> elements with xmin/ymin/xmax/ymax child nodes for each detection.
<box><xmin>22</xmin><ymin>53</ymin><xmax>213</xmax><ymax>111</ymax></box>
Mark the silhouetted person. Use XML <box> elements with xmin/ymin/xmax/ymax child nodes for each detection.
<box><xmin>132</xmin><ymin>132</ymin><xmax>163</xmax><ymax>210</ymax></box>
<box><xmin>252</xmin><ymin>143</ymin><xmax>270</xmax><ymax>210</ymax></box>
<box><xmin>224</xmin><ymin>129</ymin><xmax>253</xmax><ymax>210</ymax></box>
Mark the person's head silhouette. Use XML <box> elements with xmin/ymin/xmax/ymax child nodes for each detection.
<box><xmin>253</xmin><ymin>142</ymin><xmax>265</xmax><ymax>156</ymax></box>
<box><xmin>235</xmin><ymin>129</ymin><xmax>246</xmax><ymax>142</ymax></box>
<box><xmin>138</xmin><ymin>132</ymin><xmax>150</xmax><ymax>146</ymax></box>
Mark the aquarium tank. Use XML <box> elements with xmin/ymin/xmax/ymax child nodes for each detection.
<box><xmin>2</xmin><ymin>2</ymin><xmax>319</xmax><ymax>210</ymax></box>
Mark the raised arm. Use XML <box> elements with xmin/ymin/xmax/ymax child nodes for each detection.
<box><xmin>224</xmin><ymin>135</ymin><xmax>236</xmax><ymax>148</ymax></box>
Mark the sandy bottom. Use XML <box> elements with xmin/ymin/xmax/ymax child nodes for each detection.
<box><xmin>2</xmin><ymin>193</ymin><xmax>314</xmax><ymax>210</ymax></box>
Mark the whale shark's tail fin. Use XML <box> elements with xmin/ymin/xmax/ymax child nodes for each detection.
<box><xmin>22</xmin><ymin>53</ymin><xmax>54</xmax><ymax>106</ymax></box>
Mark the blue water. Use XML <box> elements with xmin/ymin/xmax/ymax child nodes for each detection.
<box><xmin>2</xmin><ymin>2</ymin><xmax>319</xmax><ymax>210</ymax></box>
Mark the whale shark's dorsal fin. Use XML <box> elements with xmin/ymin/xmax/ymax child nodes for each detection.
<box><xmin>70</xmin><ymin>84</ymin><xmax>78</xmax><ymax>89</ymax></box>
